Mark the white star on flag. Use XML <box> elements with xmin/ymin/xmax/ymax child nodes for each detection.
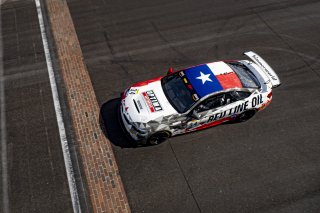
<box><xmin>196</xmin><ymin>71</ymin><xmax>212</xmax><ymax>84</ymax></box>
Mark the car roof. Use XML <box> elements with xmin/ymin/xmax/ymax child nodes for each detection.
<box><xmin>182</xmin><ymin>61</ymin><xmax>243</xmax><ymax>98</ymax></box>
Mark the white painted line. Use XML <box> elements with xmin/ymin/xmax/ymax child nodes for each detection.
<box><xmin>35</xmin><ymin>0</ymin><xmax>81</xmax><ymax>212</ymax></box>
<box><xmin>0</xmin><ymin>7</ymin><xmax>9</xmax><ymax>213</ymax></box>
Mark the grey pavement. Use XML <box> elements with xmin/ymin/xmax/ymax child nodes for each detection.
<box><xmin>1</xmin><ymin>0</ymin><xmax>73</xmax><ymax>212</ymax></box>
<box><xmin>68</xmin><ymin>0</ymin><xmax>320</xmax><ymax>212</ymax></box>
<box><xmin>1</xmin><ymin>0</ymin><xmax>320</xmax><ymax>212</ymax></box>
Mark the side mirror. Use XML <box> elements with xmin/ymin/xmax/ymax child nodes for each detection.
<box><xmin>167</xmin><ymin>67</ymin><xmax>174</xmax><ymax>75</ymax></box>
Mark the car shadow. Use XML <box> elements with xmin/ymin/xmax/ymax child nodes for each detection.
<box><xmin>99</xmin><ymin>98</ymin><xmax>138</xmax><ymax>148</ymax></box>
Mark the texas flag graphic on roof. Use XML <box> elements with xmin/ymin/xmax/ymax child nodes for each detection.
<box><xmin>184</xmin><ymin>62</ymin><xmax>242</xmax><ymax>98</ymax></box>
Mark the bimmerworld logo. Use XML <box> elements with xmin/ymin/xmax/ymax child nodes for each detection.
<box><xmin>142</xmin><ymin>90</ymin><xmax>163</xmax><ymax>112</ymax></box>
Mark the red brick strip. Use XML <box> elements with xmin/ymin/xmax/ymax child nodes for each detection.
<box><xmin>44</xmin><ymin>0</ymin><xmax>130</xmax><ymax>212</ymax></box>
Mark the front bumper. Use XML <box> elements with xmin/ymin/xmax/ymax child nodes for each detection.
<box><xmin>119</xmin><ymin>105</ymin><xmax>148</xmax><ymax>141</ymax></box>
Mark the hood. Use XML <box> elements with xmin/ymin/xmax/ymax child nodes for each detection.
<box><xmin>121</xmin><ymin>77</ymin><xmax>177</xmax><ymax>123</ymax></box>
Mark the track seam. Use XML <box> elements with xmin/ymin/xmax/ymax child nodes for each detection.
<box><xmin>251</xmin><ymin>7</ymin><xmax>320</xmax><ymax>80</ymax></box>
<box><xmin>169</xmin><ymin>140</ymin><xmax>202</xmax><ymax>213</ymax></box>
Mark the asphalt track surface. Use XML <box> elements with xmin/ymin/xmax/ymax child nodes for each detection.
<box><xmin>1</xmin><ymin>0</ymin><xmax>320</xmax><ymax>212</ymax></box>
<box><xmin>68</xmin><ymin>0</ymin><xmax>320</xmax><ymax>212</ymax></box>
<box><xmin>1</xmin><ymin>0</ymin><xmax>73</xmax><ymax>212</ymax></box>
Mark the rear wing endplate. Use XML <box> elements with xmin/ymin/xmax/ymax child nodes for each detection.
<box><xmin>244</xmin><ymin>51</ymin><xmax>281</xmax><ymax>88</ymax></box>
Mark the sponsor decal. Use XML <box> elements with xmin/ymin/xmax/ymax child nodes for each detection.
<box><xmin>251</xmin><ymin>94</ymin><xmax>263</xmax><ymax>107</ymax></box>
<box><xmin>137</xmin><ymin>100</ymin><xmax>143</xmax><ymax>110</ymax></box>
<box><xmin>183</xmin><ymin>78</ymin><xmax>188</xmax><ymax>83</ymax></box>
<box><xmin>190</xmin><ymin>117</ymin><xmax>231</xmax><ymax>132</ymax></box>
<box><xmin>207</xmin><ymin>95</ymin><xmax>263</xmax><ymax>123</ymax></box>
<box><xmin>187</xmin><ymin>120</ymin><xmax>199</xmax><ymax>129</ymax></box>
<box><xmin>252</xmin><ymin>54</ymin><xmax>278</xmax><ymax>81</ymax></box>
<box><xmin>192</xmin><ymin>94</ymin><xmax>199</xmax><ymax>101</ymax></box>
<box><xmin>189</xmin><ymin>94</ymin><xmax>264</xmax><ymax>129</ymax></box>
<box><xmin>142</xmin><ymin>90</ymin><xmax>163</xmax><ymax>112</ymax></box>
<box><xmin>207</xmin><ymin>100</ymin><xmax>250</xmax><ymax>123</ymax></box>
<box><xmin>142</xmin><ymin>92</ymin><xmax>154</xmax><ymax>112</ymax></box>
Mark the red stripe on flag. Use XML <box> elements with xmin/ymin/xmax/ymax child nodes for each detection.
<box><xmin>216</xmin><ymin>72</ymin><xmax>242</xmax><ymax>89</ymax></box>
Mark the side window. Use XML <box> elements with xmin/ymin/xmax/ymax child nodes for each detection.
<box><xmin>232</xmin><ymin>91</ymin><xmax>251</xmax><ymax>100</ymax></box>
<box><xmin>195</xmin><ymin>93</ymin><xmax>236</xmax><ymax>113</ymax></box>
<box><xmin>223</xmin><ymin>92</ymin><xmax>237</xmax><ymax>105</ymax></box>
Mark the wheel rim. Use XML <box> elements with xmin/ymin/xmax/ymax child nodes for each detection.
<box><xmin>239</xmin><ymin>111</ymin><xmax>255</xmax><ymax>122</ymax></box>
<box><xmin>149</xmin><ymin>132</ymin><xmax>169</xmax><ymax>145</ymax></box>
<box><xmin>239</xmin><ymin>113</ymin><xmax>247</xmax><ymax>121</ymax></box>
<box><xmin>149</xmin><ymin>136</ymin><xmax>160</xmax><ymax>145</ymax></box>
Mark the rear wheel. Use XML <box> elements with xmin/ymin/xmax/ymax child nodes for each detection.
<box><xmin>147</xmin><ymin>131</ymin><xmax>171</xmax><ymax>145</ymax></box>
<box><xmin>236</xmin><ymin>110</ymin><xmax>256</xmax><ymax>122</ymax></box>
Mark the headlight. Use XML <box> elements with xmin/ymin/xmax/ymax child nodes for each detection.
<box><xmin>123</xmin><ymin>113</ymin><xmax>131</xmax><ymax>124</ymax></box>
<box><xmin>131</xmin><ymin>123</ymin><xmax>148</xmax><ymax>134</ymax></box>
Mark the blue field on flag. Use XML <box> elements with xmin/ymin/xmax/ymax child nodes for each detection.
<box><xmin>184</xmin><ymin>64</ymin><xmax>223</xmax><ymax>98</ymax></box>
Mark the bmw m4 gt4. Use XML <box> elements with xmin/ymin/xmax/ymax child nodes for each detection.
<box><xmin>120</xmin><ymin>51</ymin><xmax>281</xmax><ymax>145</ymax></box>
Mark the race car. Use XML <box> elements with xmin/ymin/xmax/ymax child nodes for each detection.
<box><xmin>119</xmin><ymin>51</ymin><xmax>281</xmax><ymax>145</ymax></box>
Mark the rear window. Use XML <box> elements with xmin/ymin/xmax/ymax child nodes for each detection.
<box><xmin>227</xmin><ymin>62</ymin><xmax>260</xmax><ymax>89</ymax></box>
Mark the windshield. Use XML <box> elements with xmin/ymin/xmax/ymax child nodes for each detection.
<box><xmin>161</xmin><ymin>73</ymin><xmax>197</xmax><ymax>113</ymax></box>
<box><xmin>227</xmin><ymin>62</ymin><xmax>260</xmax><ymax>88</ymax></box>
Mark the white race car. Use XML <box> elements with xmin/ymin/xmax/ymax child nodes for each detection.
<box><xmin>120</xmin><ymin>51</ymin><xmax>281</xmax><ymax>145</ymax></box>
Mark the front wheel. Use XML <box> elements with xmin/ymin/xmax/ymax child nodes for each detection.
<box><xmin>147</xmin><ymin>131</ymin><xmax>171</xmax><ymax>145</ymax></box>
<box><xmin>235</xmin><ymin>110</ymin><xmax>256</xmax><ymax>122</ymax></box>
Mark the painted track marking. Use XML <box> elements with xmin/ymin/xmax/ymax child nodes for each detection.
<box><xmin>35</xmin><ymin>0</ymin><xmax>81</xmax><ymax>212</ymax></box>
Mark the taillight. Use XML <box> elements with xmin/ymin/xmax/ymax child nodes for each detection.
<box><xmin>267</xmin><ymin>91</ymin><xmax>272</xmax><ymax>99</ymax></box>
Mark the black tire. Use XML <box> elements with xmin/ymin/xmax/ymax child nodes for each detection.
<box><xmin>147</xmin><ymin>131</ymin><xmax>171</xmax><ymax>145</ymax></box>
<box><xmin>235</xmin><ymin>110</ymin><xmax>256</xmax><ymax>122</ymax></box>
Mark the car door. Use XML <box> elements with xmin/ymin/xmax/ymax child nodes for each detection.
<box><xmin>186</xmin><ymin>92</ymin><xmax>240</xmax><ymax>131</ymax></box>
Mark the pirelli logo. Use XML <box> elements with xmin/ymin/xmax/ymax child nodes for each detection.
<box><xmin>142</xmin><ymin>90</ymin><xmax>163</xmax><ymax>112</ymax></box>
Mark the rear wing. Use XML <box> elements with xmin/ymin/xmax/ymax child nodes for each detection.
<box><xmin>244</xmin><ymin>51</ymin><xmax>281</xmax><ymax>88</ymax></box>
